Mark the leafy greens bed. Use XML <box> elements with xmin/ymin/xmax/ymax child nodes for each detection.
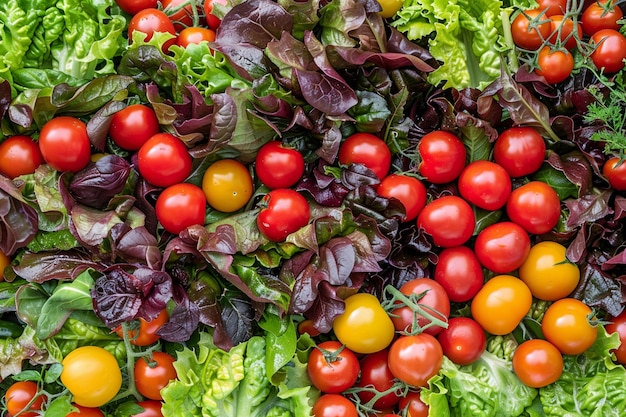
<box><xmin>1</xmin><ymin>0</ymin><xmax>626</xmax><ymax>416</ymax></box>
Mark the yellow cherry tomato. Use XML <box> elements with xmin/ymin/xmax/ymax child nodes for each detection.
<box><xmin>61</xmin><ymin>346</ymin><xmax>122</xmax><ymax>407</ymax></box>
<box><xmin>202</xmin><ymin>159</ymin><xmax>253</xmax><ymax>212</ymax></box>
<box><xmin>333</xmin><ymin>293</ymin><xmax>395</xmax><ymax>354</ymax></box>
<box><xmin>470</xmin><ymin>275</ymin><xmax>532</xmax><ymax>335</ymax></box>
<box><xmin>377</xmin><ymin>0</ymin><xmax>403</xmax><ymax>19</ymax></box>
<box><xmin>519</xmin><ymin>241</ymin><xmax>580</xmax><ymax>301</ymax></box>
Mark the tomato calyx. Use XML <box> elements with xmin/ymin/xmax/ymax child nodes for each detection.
<box><xmin>381</xmin><ymin>285</ymin><xmax>449</xmax><ymax>335</ymax></box>
<box><xmin>344</xmin><ymin>381</ymin><xmax>410</xmax><ymax>416</ymax></box>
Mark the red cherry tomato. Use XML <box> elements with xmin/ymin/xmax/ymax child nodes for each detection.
<box><xmin>39</xmin><ymin>116</ymin><xmax>91</xmax><ymax>173</ymax></box>
<box><xmin>137</xmin><ymin>133</ymin><xmax>192</xmax><ymax>188</ymax></box>
<box><xmin>417</xmin><ymin>130</ymin><xmax>466</xmax><ymax>184</ymax></box>
<box><xmin>312</xmin><ymin>394</ymin><xmax>358</xmax><ymax>417</ymax></box>
<box><xmin>474</xmin><ymin>221</ymin><xmax>531</xmax><ymax>274</ymax></box>
<box><xmin>506</xmin><ymin>181</ymin><xmax>561</xmax><ymax>235</ymax></box>
<box><xmin>434</xmin><ymin>246</ymin><xmax>484</xmax><ymax>303</ymax></box>
<box><xmin>0</xmin><ymin>135</ymin><xmax>44</xmax><ymax>178</ymax></box>
<box><xmin>257</xmin><ymin>189</ymin><xmax>310</xmax><ymax>242</ymax></box>
<box><xmin>115</xmin><ymin>0</ymin><xmax>158</xmax><ymax>15</ymax></box>
<box><xmin>128</xmin><ymin>8</ymin><xmax>177</xmax><ymax>53</ymax></box>
<box><xmin>493</xmin><ymin>127</ymin><xmax>546</xmax><ymax>178</ymax></box>
<box><xmin>156</xmin><ymin>183</ymin><xmax>207</xmax><ymax>234</ymax></box>
<box><xmin>5</xmin><ymin>381</ymin><xmax>46</xmax><ymax>417</ymax></box>
<box><xmin>388</xmin><ymin>334</ymin><xmax>443</xmax><ymax>388</ymax></box>
<box><xmin>581</xmin><ymin>0</ymin><xmax>623</xmax><ymax>35</ymax></box>
<box><xmin>355</xmin><ymin>349</ymin><xmax>401</xmax><ymax>409</ymax></box>
<box><xmin>606</xmin><ymin>310</ymin><xmax>626</xmax><ymax>365</ymax></box>
<box><xmin>590</xmin><ymin>29</ymin><xmax>626</xmax><ymax>74</ymax></box>
<box><xmin>603</xmin><ymin>157</ymin><xmax>626</xmax><ymax>190</ymax></box>
<box><xmin>535</xmin><ymin>46</ymin><xmax>574</xmax><ymax>84</ymax></box>
<box><xmin>204</xmin><ymin>0</ymin><xmax>227</xmax><ymax>30</ymax></box>
<box><xmin>398</xmin><ymin>391</ymin><xmax>429</xmax><ymax>417</ymax></box>
<box><xmin>390</xmin><ymin>278</ymin><xmax>450</xmax><ymax>335</ymax></box>
<box><xmin>338</xmin><ymin>132</ymin><xmax>391</xmax><ymax>180</ymax></box>
<box><xmin>307</xmin><ymin>341</ymin><xmax>360</xmax><ymax>394</ymax></box>
<box><xmin>255</xmin><ymin>141</ymin><xmax>306</xmax><ymax>189</ymax></box>
<box><xmin>109</xmin><ymin>104</ymin><xmax>160</xmax><ymax>151</ymax></box>
<box><xmin>177</xmin><ymin>27</ymin><xmax>216</xmax><ymax>48</ymax></box>
<box><xmin>511</xmin><ymin>9</ymin><xmax>553</xmax><ymax>50</ymax></box>
<box><xmin>134</xmin><ymin>351</ymin><xmax>177</xmax><ymax>401</ymax></box>
<box><xmin>437</xmin><ymin>317</ymin><xmax>486</xmax><ymax>366</ymax></box>
<box><xmin>458</xmin><ymin>160</ymin><xmax>512</xmax><ymax>211</ymax></box>
<box><xmin>377</xmin><ymin>174</ymin><xmax>428</xmax><ymax>221</ymax></box>
<box><xmin>161</xmin><ymin>0</ymin><xmax>197</xmax><ymax>31</ymax></box>
<box><xmin>131</xmin><ymin>400</ymin><xmax>164</xmax><ymax>417</ymax></box>
<box><xmin>512</xmin><ymin>339</ymin><xmax>564</xmax><ymax>388</ymax></box>
<box><xmin>66</xmin><ymin>404</ymin><xmax>105</xmax><ymax>417</ymax></box>
<box><xmin>114</xmin><ymin>309</ymin><xmax>169</xmax><ymax>346</ymax></box>
<box><xmin>416</xmin><ymin>195</ymin><xmax>476</xmax><ymax>248</ymax></box>
<box><xmin>537</xmin><ymin>0</ymin><xmax>568</xmax><ymax>16</ymax></box>
<box><xmin>548</xmin><ymin>15</ymin><xmax>582</xmax><ymax>50</ymax></box>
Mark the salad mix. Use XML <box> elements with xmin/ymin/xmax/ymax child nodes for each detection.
<box><xmin>1</xmin><ymin>0</ymin><xmax>626</xmax><ymax>416</ymax></box>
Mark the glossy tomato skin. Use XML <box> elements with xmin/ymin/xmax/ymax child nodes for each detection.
<box><xmin>333</xmin><ymin>293</ymin><xmax>395</xmax><ymax>354</ymax></box>
<box><xmin>506</xmin><ymin>181</ymin><xmax>561</xmax><ymax>235</ymax></box>
<box><xmin>474</xmin><ymin>221</ymin><xmax>531</xmax><ymax>274</ymax></box>
<box><xmin>109</xmin><ymin>104</ymin><xmax>160</xmax><ymax>151</ymax></box>
<box><xmin>66</xmin><ymin>404</ymin><xmax>105</xmax><ymax>417</ymax></box>
<box><xmin>257</xmin><ymin>189</ymin><xmax>310</xmax><ymax>242</ymax></box>
<box><xmin>511</xmin><ymin>9</ymin><xmax>553</xmax><ymax>50</ymax></box>
<box><xmin>39</xmin><ymin>116</ymin><xmax>91</xmax><ymax>173</ymax></box>
<box><xmin>204</xmin><ymin>0</ymin><xmax>227</xmax><ymax>30</ymax></box>
<box><xmin>535</xmin><ymin>46</ymin><xmax>574</xmax><ymax>84</ymax></box>
<box><xmin>398</xmin><ymin>391</ymin><xmax>429</xmax><ymax>417</ymax></box>
<box><xmin>132</xmin><ymin>400</ymin><xmax>164</xmax><ymax>417</ymax></box>
<box><xmin>581</xmin><ymin>1</ymin><xmax>623</xmax><ymax>35</ymax></box>
<box><xmin>177</xmin><ymin>27</ymin><xmax>216</xmax><ymax>48</ymax></box>
<box><xmin>161</xmin><ymin>0</ymin><xmax>196</xmax><ymax>31</ymax></box>
<box><xmin>541</xmin><ymin>298</ymin><xmax>598</xmax><ymax>355</ymax></box>
<box><xmin>590</xmin><ymin>29</ymin><xmax>626</xmax><ymax>73</ymax></box>
<box><xmin>5</xmin><ymin>381</ymin><xmax>45</xmax><ymax>417</ymax></box>
<box><xmin>355</xmin><ymin>349</ymin><xmax>401</xmax><ymax>409</ymax></box>
<box><xmin>377</xmin><ymin>174</ymin><xmax>427</xmax><ymax>222</ymax></box>
<box><xmin>471</xmin><ymin>275</ymin><xmax>532</xmax><ymax>335</ymax></box>
<box><xmin>0</xmin><ymin>249</ymin><xmax>10</xmax><ymax>281</ymax></box>
<box><xmin>518</xmin><ymin>241</ymin><xmax>580</xmax><ymax>301</ymax></box>
<box><xmin>603</xmin><ymin>156</ymin><xmax>626</xmax><ymax>190</ymax></box>
<box><xmin>549</xmin><ymin>15</ymin><xmax>582</xmax><ymax>50</ymax></box>
<box><xmin>255</xmin><ymin>141</ymin><xmax>306</xmax><ymax>189</ymax></box>
<box><xmin>605</xmin><ymin>310</ymin><xmax>626</xmax><ymax>365</ymax></box>
<box><xmin>458</xmin><ymin>160</ymin><xmax>511</xmax><ymax>210</ymax></box>
<box><xmin>338</xmin><ymin>132</ymin><xmax>391</xmax><ymax>180</ymax></box>
<box><xmin>137</xmin><ymin>133</ymin><xmax>192</xmax><ymax>188</ymax></box>
<box><xmin>537</xmin><ymin>0</ymin><xmax>568</xmax><ymax>16</ymax></box>
<box><xmin>437</xmin><ymin>317</ymin><xmax>486</xmax><ymax>366</ymax></box>
<box><xmin>378</xmin><ymin>0</ymin><xmax>403</xmax><ymax>18</ymax></box>
<box><xmin>202</xmin><ymin>159</ymin><xmax>253</xmax><ymax>212</ymax></box>
<box><xmin>416</xmin><ymin>195</ymin><xmax>476</xmax><ymax>248</ymax></box>
<box><xmin>390</xmin><ymin>278</ymin><xmax>450</xmax><ymax>335</ymax></box>
<box><xmin>61</xmin><ymin>346</ymin><xmax>122</xmax><ymax>407</ymax></box>
<box><xmin>388</xmin><ymin>334</ymin><xmax>443</xmax><ymax>388</ymax></box>
<box><xmin>134</xmin><ymin>351</ymin><xmax>178</xmax><ymax>401</ymax></box>
<box><xmin>128</xmin><ymin>8</ymin><xmax>177</xmax><ymax>53</ymax></box>
<box><xmin>312</xmin><ymin>394</ymin><xmax>358</xmax><ymax>417</ymax></box>
<box><xmin>115</xmin><ymin>0</ymin><xmax>158</xmax><ymax>15</ymax></box>
<box><xmin>417</xmin><ymin>130</ymin><xmax>466</xmax><ymax>184</ymax></box>
<box><xmin>156</xmin><ymin>183</ymin><xmax>207</xmax><ymax>234</ymax></box>
<box><xmin>307</xmin><ymin>341</ymin><xmax>360</xmax><ymax>394</ymax></box>
<box><xmin>114</xmin><ymin>309</ymin><xmax>169</xmax><ymax>346</ymax></box>
<box><xmin>512</xmin><ymin>339</ymin><xmax>563</xmax><ymax>388</ymax></box>
<box><xmin>0</xmin><ymin>135</ymin><xmax>44</xmax><ymax>178</ymax></box>
<box><xmin>493</xmin><ymin>127</ymin><xmax>546</xmax><ymax>178</ymax></box>
<box><xmin>434</xmin><ymin>246</ymin><xmax>484</xmax><ymax>302</ymax></box>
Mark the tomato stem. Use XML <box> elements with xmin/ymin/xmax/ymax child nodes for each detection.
<box><xmin>382</xmin><ymin>284</ymin><xmax>449</xmax><ymax>334</ymax></box>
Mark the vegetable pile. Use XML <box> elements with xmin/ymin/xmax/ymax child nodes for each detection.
<box><xmin>1</xmin><ymin>0</ymin><xmax>626</xmax><ymax>416</ymax></box>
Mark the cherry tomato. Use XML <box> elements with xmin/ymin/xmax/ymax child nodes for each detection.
<box><xmin>297</xmin><ymin>319</ymin><xmax>321</xmax><ymax>337</ymax></box>
<box><xmin>114</xmin><ymin>309</ymin><xmax>169</xmax><ymax>346</ymax></box>
<box><xmin>458</xmin><ymin>160</ymin><xmax>511</xmax><ymax>211</ymax></box>
<box><xmin>0</xmin><ymin>249</ymin><xmax>10</xmax><ymax>281</ymax></box>
<box><xmin>61</xmin><ymin>346</ymin><xmax>122</xmax><ymax>407</ymax></box>
<box><xmin>255</xmin><ymin>141</ymin><xmax>306</xmax><ymax>189</ymax></box>
<box><xmin>257</xmin><ymin>189</ymin><xmax>310</xmax><ymax>242</ymax></box>
<box><xmin>535</xmin><ymin>46</ymin><xmax>574</xmax><ymax>84</ymax></box>
<box><xmin>536</xmin><ymin>0</ymin><xmax>568</xmax><ymax>16</ymax></box>
<box><xmin>115</xmin><ymin>0</ymin><xmax>158</xmax><ymax>15</ymax></box>
<box><xmin>416</xmin><ymin>195</ymin><xmax>476</xmax><ymax>248</ymax></box>
<box><xmin>333</xmin><ymin>293</ymin><xmax>395</xmax><ymax>354</ymax></box>
<box><xmin>204</xmin><ymin>0</ymin><xmax>227</xmax><ymax>30</ymax></box>
<box><xmin>355</xmin><ymin>349</ymin><xmax>401</xmax><ymax>409</ymax></box>
<box><xmin>177</xmin><ymin>27</ymin><xmax>216</xmax><ymax>48</ymax></box>
<box><xmin>398</xmin><ymin>391</ymin><xmax>429</xmax><ymax>417</ymax></box>
<box><xmin>518</xmin><ymin>241</ymin><xmax>580</xmax><ymax>301</ymax></box>
<box><xmin>470</xmin><ymin>275</ymin><xmax>532</xmax><ymax>335</ymax></box>
<box><xmin>541</xmin><ymin>298</ymin><xmax>598</xmax><ymax>355</ymax></box>
<box><xmin>474</xmin><ymin>221</ymin><xmax>531</xmax><ymax>274</ymax></box>
<box><xmin>590</xmin><ymin>28</ymin><xmax>626</xmax><ymax>74</ymax></box>
<box><xmin>605</xmin><ymin>310</ymin><xmax>626</xmax><ymax>365</ymax></box>
<box><xmin>109</xmin><ymin>104</ymin><xmax>160</xmax><ymax>151</ymax></box>
<box><xmin>307</xmin><ymin>341</ymin><xmax>360</xmax><ymax>394</ymax></box>
<box><xmin>417</xmin><ymin>130</ymin><xmax>466</xmax><ymax>184</ymax></box>
<box><xmin>603</xmin><ymin>156</ymin><xmax>626</xmax><ymax>190</ymax></box>
<box><xmin>67</xmin><ymin>404</ymin><xmax>105</xmax><ymax>417</ymax></box>
<box><xmin>581</xmin><ymin>0</ymin><xmax>623</xmax><ymax>35</ymax></box>
<box><xmin>156</xmin><ymin>183</ymin><xmax>207</xmax><ymax>234</ymax></box>
<box><xmin>388</xmin><ymin>333</ymin><xmax>443</xmax><ymax>388</ymax></box>
<box><xmin>506</xmin><ymin>181</ymin><xmax>561</xmax><ymax>235</ymax></box>
<box><xmin>128</xmin><ymin>8</ymin><xmax>177</xmax><ymax>53</ymax></box>
<box><xmin>493</xmin><ymin>127</ymin><xmax>546</xmax><ymax>178</ymax></box>
<box><xmin>377</xmin><ymin>174</ymin><xmax>428</xmax><ymax>222</ymax></box>
<box><xmin>511</xmin><ymin>9</ymin><xmax>553</xmax><ymax>50</ymax></box>
<box><xmin>134</xmin><ymin>351</ymin><xmax>178</xmax><ymax>401</ymax></box>
<box><xmin>437</xmin><ymin>317</ymin><xmax>486</xmax><ymax>366</ymax></box>
<box><xmin>132</xmin><ymin>400</ymin><xmax>164</xmax><ymax>417</ymax></box>
<box><xmin>202</xmin><ymin>159</ymin><xmax>253</xmax><ymax>213</ymax></box>
<box><xmin>39</xmin><ymin>116</ymin><xmax>91</xmax><ymax>173</ymax></box>
<box><xmin>512</xmin><ymin>339</ymin><xmax>563</xmax><ymax>388</ymax></box>
<box><xmin>312</xmin><ymin>394</ymin><xmax>358</xmax><ymax>417</ymax></box>
<box><xmin>390</xmin><ymin>278</ymin><xmax>450</xmax><ymax>335</ymax></box>
<box><xmin>338</xmin><ymin>132</ymin><xmax>391</xmax><ymax>180</ymax></box>
<box><xmin>161</xmin><ymin>0</ymin><xmax>197</xmax><ymax>31</ymax></box>
<box><xmin>5</xmin><ymin>381</ymin><xmax>45</xmax><ymax>417</ymax></box>
<box><xmin>0</xmin><ymin>135</ymin><xmax>44</xmax><ymax>179</ymax></box>
<box><xmin>137</xmin><ymin>133</ymin><xmax>192</xmax><ymax>188</ymax></box>
<box><xmin>377</xmin><ymin>0</ymin><xmax>403</xmax><ymax>18</ymax></box>
<box><xmin>548</xmin><ymin>15</ymin><xmax>582</xmax><ymax>50</ymax></box>
<box><xmin>434</xmin><ymin>246</ymin><xmax>484</xmax><ymax>303</ymax></box>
